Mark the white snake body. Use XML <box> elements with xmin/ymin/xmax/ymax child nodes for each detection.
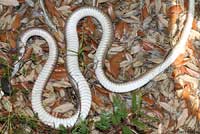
<box><xmin>13</xmin><ymin>28</ymin><xmax>80</xmax><ymax>128</ymax></box>
<box><xmin>11</xmin><ymin>0</ymin><xmax>194</xmax><ymax>129</ymax></box>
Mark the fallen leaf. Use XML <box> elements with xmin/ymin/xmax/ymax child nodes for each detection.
<box><xmin>176</xmin><ymin>109</ymin><xmax>188</xmax><ymax>129</ymax></box>
<box><xmin>53</xmin><ymin>30</ymin><xmax>64</xmax><ymax>43</ymax></box>
<box><xmin>0</xmin><ymin>0</ymin><xmax>19</xmax><ymax>6</ymax></box>
<box><xmin>141</xmin><ymin>41</ymin><xmax>166</xmax><ymax>54</ymax></box>
<box><xmin>159</xmin><ymin>102</ymin><xmax>175</xmax><ymax>113</ymax></box>
<box><xmin>92</xmin><ymin>93</ymin><xmax>104</xmax><ymax>107</ymax></box>
<box><xmin>94</xmin><ymin>85</ymin><xmax>110</xmax><ymax>96</ymax></box>
<box><xmin>167</xmin><ymin>5</ymin><xmax>183</xmax><ymax>17</ymax></box>
<box><xmin>155</xmin><ymin>0</ymin><xmax>161</xmax><ymax>14</ymax></box>
<box><xmin>142</xmin><ymin>95</ymin><xmax>155</xmax><ymax>105</ymax></box>
<box><xmin>109</xmin><ymin>52</ymin><xmax>125</xmax><ymax>78</ymax></box>
<box><xmin>2</xmin><ymin>97</ymin><xmax>13</xmax><ymax>112</ymax></box>
<box><xmin>177</xmin><ymin>75</ymin><xmax>199</xmax><ymax>89</ymax></box>
<box><xmin>137</xmin><ymin>30</ymin><xmax>145</xmax><ymax>37</ymax></box>
<box><xmin>141</xmin><ymin>5</ymin><xmax>149</xmax><ymax>21</ymax></box>
<box><xmin>11</xmin><ymin>13</ymin><xmax>21</xmax><ymax>31</ymax></box>
<box><xmin>192</xmin><ymin>19</ymin><xmax>197</xmax><ymax>30</ymax></box>
<box><xmin>167</xmin><ymin>5</ymin><xmax>183</xmax><ymax>32</ymax></box>
<box><xmin>50</xmin><ymin>65</ymin><xmax>68</xmax><ymax>80</ymax></box>
<box><xmin>17</xmin><ymin>0</ymin><xmax>25</xmax><ymax>4</ymax></box>
<box><xmin>86</xmin><ymin>17</ymin><xmax>96</xmax><ymax>34</ymax></box>
<box><xmin>53</xmin><ymin>102</ymin><xmax>74</xmax><ymax>113</ymax></box>
<box><xmin>115</xmin><ymin>21</ymin><xmax>129</xmax><ymax>40</ymax></box>
<box><xmin>44</xmin><ymin>0</ymin><xmax>61</xmax><ymax>18</ymax></box>
<box><xmin>168</xmin><ymin>118</ymin><xmax>176</xmax><ymax>128</ymax></box>
<box><xmin>6</xmin><ymin>31</ymin><xmax>17</xmax><ymax>49</ymax></box>
<box><xmin>184</xmin><ymin>66</ymin><xmax>200</xmax><ymax>78</ymax></box>
<box><xmin>107</xmin><ymin>3</ymin><xmax>116</xmax><ymax>20</ymax></box>
<box><xmin>146</xmin><ymin>106</ymin><xmax>164</xmax><ymax>119</ymax></box>
<box><xmin>22</xmin><ymin>47</ymin><xmax>33</xmax><ymax>61</ymax></box>
<box><xmin>173</xmin><ymin>54</ymin><xmax>185</xmax><ymax>67</ymax></box>
<box><xmin>184</xmin><ymin>0</ymin><xmax>189</xmax><ymax>10</ymax></box>
<box><xmin>0</xmin><ymin>33</ymin><xmax>7</xmax><ymax>42</ymax></box>
<box><xmin>182</xmin><ymin>84</ymin><xmax>191</xmax><ymax>100</ymax></box>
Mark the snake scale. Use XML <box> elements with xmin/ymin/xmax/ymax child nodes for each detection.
<box><xmin>11</xmin><ymin>0</ymin><xmax>194</xmax><ymax>128</ymax></box>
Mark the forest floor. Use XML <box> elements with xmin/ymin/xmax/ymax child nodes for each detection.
<box><xmin>0</xmin><ymin>0</ymin><xmax>200</xmax><ymax>133</ymax></box>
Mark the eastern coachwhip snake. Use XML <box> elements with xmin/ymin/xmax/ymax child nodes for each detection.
<box><xmin>11</xmin><ymin>0</ymin><xmax>194</xmax><ymax>129</ymax></box>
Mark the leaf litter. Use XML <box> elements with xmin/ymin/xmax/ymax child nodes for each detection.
<box><xmin>0</xmin><ymin>0</ymin><xmax>200</xmax><ymax>133</ymax></box>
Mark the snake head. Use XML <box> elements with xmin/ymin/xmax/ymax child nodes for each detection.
<box><xmin>11</xmin><ymin>60</ymin><xmax>24</xmax><ymax>78</ymax></box>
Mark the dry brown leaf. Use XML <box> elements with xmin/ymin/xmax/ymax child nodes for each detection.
<box><xmin>50</xmin><ymin>65</ymin><xmax>68</xmax><ymax>80</ymax></box>
<box><xmin>0</xmin><ymin>0</ymin><xmax>19</xmax><ymax>6</ymax></box>
<box><xmin>197</xmin><ymin>109</ymin><xmax>200</xmax><ymax>120</ymax></box>
<box><xmin>107</xmin><ymin>3</ymin><xmax>116</xmax><ymax>20</ymax></box>
<box><xmin>53</xmin><ymin>30</ymin><xmax>64</xmax><ymax>43</ymax></box>
<box><xmin>11</xmin><ymin>14</ymin><xmax>21</xmax><ymax>31</ymax></box>
<box><xmin>6</xmin><ymin>31</ymin><xmax>17</xmax><ymax>49</ymax></box>
<box><xmin>146</xmin><ymin>106</ymin><xmax>164</xmax><ymax>119</ymax></box>
<box><xmin>168</xmin><ymin>118</ymin><xmax>176</xmax><ymax>128</ymax></box>
<box><xmin>114</xmin><ymin>21</ymin><xmax>129</xmax><ymax>40</ymax></box>
<box><xmin>141</xmin><ymin>41</ymin><xmax>165</xmax><ymax>54</ymax></box>
<box><xmin>172</xmin><ymin>67</ymin><xmax>184</xmax><ymax>78</ymax></box>
<box><xmin>142</xmin><ymin>95</ymin><xmax>155</xmax><ymax>105</ymax></box>
<box><xmin>141</xmin><ymin>5</ymin><xmax>149</xmax><ymax>21</ymax></box>
<box><xmin>0</xmin><ymin>33</ymin><xmax>7</xmax><ymax>42</ymax></box>
<box><xmin>86</xmin><ymin>17</ymin><xmax>96</xmax><ymax>34</ymax></box>
<box><xmin>44</xmin><ymin>0</ymin><xmax>65</xmax><ymax>27</ymax></box>
<box><xmin>167</xmin><ymin>5</ymin><xmax>183</xmax><ymax>32</ymax></box>
<box><xmin>173</xmin><ymin>54</ymin><xmax>185</xmax><ymax>67</ymax></box>
<box><xmin>184</xmin><ymin>0</ymin><xmax>189</xmax><ymax>10</ymax></box>
<box><xmin>126</xmin><ymin>67</ymin><xmax>134</xmax><ymax>79</ymax></box>
<box><xmin>184</xmin><ymin>66</ymin><xmax>200</xmax><ymax>78</ymax></box>
<box><xmin>192</xmin><ymin>19</ymin><xmax>197</xmax><ymax>30</ymax></box>
<box><xmin>44</xmin><ymin>0</ymin><xmax>61</xmax><ymax>18</ymax></box>
<box><xmin>109</xmin><ymin>52</ymin><xmax>125</xmax><ymax>78</ymax></box>
<box><xmin>167</xmin><ymin>5</ymin><xmax>183</xmax><ymax>17</ymax></box>
<box><xmin>52</xmin><ymin>102</ymin><xmax>74</xmax><ymax>113</ymax></box>
<box><xmin>22</xmin><ymin>47</ymin><xmax>33</xmax><ymax>61</ymax></box>
<box><xmin>0</xmin><ymin>31</ymin><xmax>18</xmax><ymax>49</ymax></box>
<box><xmin>137</xmin><ymin>30</ymin><xmax>145</xmax><ymax>37</ymax></box>
<box><xmin>92</xmin><ymin>93</ymin><xmax>104</xmax><ymax>107</ymax></box>
<box><xmin>94</xmin><ymin>85</ymin><xmax>110</xmax><ymax>96</ymax></box>
<box><xmin>17</xmin><ymin>0</ymin><xmax>25</xmax><ymax>3</ymax></box>
<box><xmin>182</xmin><ymin>84</ymin><xmax>191</xmax><ymax>100</ymax></box>
<box><xmin>13</xmin><ymin>82</ymin><xmax>34</xmax><ymax>89</ymax></box>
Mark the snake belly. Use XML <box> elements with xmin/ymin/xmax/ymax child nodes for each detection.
<box><xmin>66</xmin><ymin>1</ymin><xmax>194</xmax><ymax>93</ymax></box>
<box><xmin>16</xmin><ymin>28</ymin><xmax>80</xmax><ymax>128</ymax></box>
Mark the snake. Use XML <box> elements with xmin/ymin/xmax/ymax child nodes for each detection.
<box><xmin>11</xmin><ymin>0</ymin><xmax>194</xmax><ymax>129</ymax></box>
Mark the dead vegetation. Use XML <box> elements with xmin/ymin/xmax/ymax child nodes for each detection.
<box><xmin>0</xmin><ymin>0</ymin><xmax>200</xmax><ymax>133</ymax></box>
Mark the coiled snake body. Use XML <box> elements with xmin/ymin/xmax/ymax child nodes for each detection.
<box><xmin>12</xmin><ymin>0</ymin><xmax>194</xmax><ymax>129</ymax></box>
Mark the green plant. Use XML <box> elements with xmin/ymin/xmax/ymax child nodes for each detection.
<box><xmin>95</xmin><ymin>113</ymin><xmax>111</xmax><ymax>130</ymax></box>
<box><xmin>95</xmin><ymin>92</ymin><xmax>159</xmax><ymax>133</ymax></box>
<box><xmin>57</xmin><ymin>120</ymin><xmax>89</xmax><ymax>134</ymax></box>
<box><xmin>71</xmin><ymin>120</ymin><xmax>89</xmax><ymax>134</ymax></box>
<box><xmin>0</xmin><ymin>113</ymin><xmax>39</xmax><ymax>134</ymax></box>
<box><xmin>111</xmin><ymin>96</ymin><xmax>127</xmax><ymax>125</ymax></box>
<box><xmin>122</xmin><ymin>126</ymin><xmax>133</xmax><ymax>134</ymax></box>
